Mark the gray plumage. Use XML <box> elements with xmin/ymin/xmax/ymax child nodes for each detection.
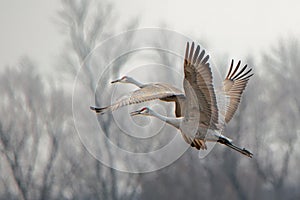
<box><xmin>90</xmin><ymin>41</ymin><xmax>253</xmax><ymax>157</ymax></box>
<box><xmin>130</xmin><ymin>42</ymin><xmax>253</xmax><ymax>157</ymax></box>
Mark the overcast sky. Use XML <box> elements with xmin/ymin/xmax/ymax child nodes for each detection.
<box><xmin>1</xmin><ymin>0</ymin><xmax>300</xmax><ymax>70</ymax></box>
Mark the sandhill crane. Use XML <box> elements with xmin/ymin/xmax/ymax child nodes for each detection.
<box><xmin>130</xmin><ymin>42</ymin><xmax>253</xmax><ymax>157</ymax></box>
<box><xmin>90</xmin><ymin>77</ymin><xmax>185</xmax><ymax>117</ymax></box>
<box><xmin>108</xmin><ymin>76</ymin><xmax>183</xmax><ymax>117</ymax></box>
<box><xmin>90</xmin><ymin>42</ymin><xmax>253</xmax><ymax>157</ymax></box>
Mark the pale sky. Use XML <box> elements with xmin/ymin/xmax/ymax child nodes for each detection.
<box><xmin>1</xmin><ymin>0</ymin><xmax>300</xmax><ymax>71</ymax></box>
<box><xmin>0</xmin><ymin>0</ymin><xmax>61</xmax><ymax>68</ymax></box>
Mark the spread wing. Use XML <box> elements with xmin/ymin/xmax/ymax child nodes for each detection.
<box><xmin>90</xmin><ymin>83</ymin><xmax>184</xmax><ymax>114</ymax></box>
<box><xmin>183</xmin><ymin>42</ymin><xmax>219</xmax><ymax>129</ymax></box>
<box><xmin>223</xmin><ymin>59</ymin><xmax>253</xmax><ymax>123</ymax></box>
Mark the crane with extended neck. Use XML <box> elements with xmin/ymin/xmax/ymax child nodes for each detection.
<box><xmin>90</xmin><ymin>42</ymin><xmax>253</xmax><ymax>155</ymax></box>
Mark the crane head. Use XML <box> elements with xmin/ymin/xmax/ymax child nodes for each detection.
<box><xmin>111</xmin><ymin>76</ymin><xmax>130</xmax><ymax>84</ymax></box>
<box><xmin>130</xmin><ymin>107</ymin><xmax>151</xmax><ymax>116</ymax></box>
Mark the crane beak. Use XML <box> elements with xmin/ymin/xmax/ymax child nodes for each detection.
<box><xmin>130</xmin><ymin>110</ymin><xmax>141</xmax><ymax>116</ymax></box>
<box><xmin>111</xmin><ymin>78</ymin><xmax>121</xmax><ymax>84</ymax></box>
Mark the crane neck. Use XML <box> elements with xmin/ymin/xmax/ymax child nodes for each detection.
<box><xmin>149</xmin><ymin>110</ymin><xmax>183</xmax><ymax>129</ymax></box>
<box><xmin>128</xmin><ymin>78</ymin><xmax>144</xmax><ymax>88</ymax></box>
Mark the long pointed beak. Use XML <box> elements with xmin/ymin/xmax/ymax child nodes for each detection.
<box><xmin>130</xmin><ymin>110</ymin><xmax>141</xmax><ymax>116</ymax></box>
<box><xmin>111</xmin><ymin>79</ymin><xmax>121</xmax><ymax>84</ymax></box>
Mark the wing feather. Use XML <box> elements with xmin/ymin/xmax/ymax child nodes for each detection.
<box><xmin>90</xmin><ymin>83</ymin><xmax>184</xmax><ymax>114</ymax></box>
<box><xmin>223</xmin><ymin>59</ymin><xmax>254</xmax><ymax>123</ymax></box>
<box><xmin>183</xmin><ymin>42</ymin><xmax>219</xmax><ymax>129</ymax></box>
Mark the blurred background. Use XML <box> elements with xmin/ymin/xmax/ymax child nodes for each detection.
<box><xmin>0</xmin><ymin>0</ymin><xmax>300</xmax><ymax>199</ymax></box>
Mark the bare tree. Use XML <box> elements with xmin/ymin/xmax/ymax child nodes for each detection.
<box><xmin>249</xmin><ymin>37</ymin><xmax>300</xmax><ymax>199</ymax></box>
<box><xmin>57</xmin><ymin>0</ymin><xmax>140</xmax><ymax>199</ymax></box>
<box><xmin>0</xmin><ymin>58</ymin><xmax>70</xmax><ymax>199</ymax></box>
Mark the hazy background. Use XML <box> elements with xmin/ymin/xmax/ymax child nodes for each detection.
<box><xmin>0</xmin><ymin>0</ymin><xmax>299</xmax><ymax>199</ymax></box>
<box><xmin>1</xmin><ymin>0</ymin><xmax>300</xmax><ymax>69</ymax></box>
